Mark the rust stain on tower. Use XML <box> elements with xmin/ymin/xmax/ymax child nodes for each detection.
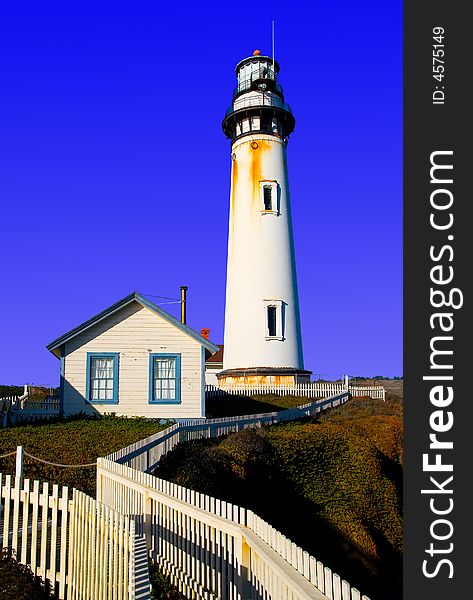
<box><xmin>230</xmin><ymin>157</ymin><xmax>238</xmax><ymax>212</ymax></box>
<box><xmin>250</xmin><ymin>139</ymin><xmax>271</xmax><ymax>204</ymax></box>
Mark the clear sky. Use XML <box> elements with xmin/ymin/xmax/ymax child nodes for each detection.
<box><xmin>0</xmin><ymin>1</ymin><xmax>402</xmax><ymax>385</ymax></box>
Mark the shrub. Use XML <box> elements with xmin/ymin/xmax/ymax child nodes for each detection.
<box><xmin>0</xmin><ymin>385</ymin><xmax>23</xmax><ymax>398</ymax></box>
<box><xmin>148</xmin><ymin>561</ymin><xmax>187</xmax><ymax>599</ymax></box>
<box><xmin>0</xmin><ymin>549</ymin><xmax>54</xmax><ymax>599</ymax></box>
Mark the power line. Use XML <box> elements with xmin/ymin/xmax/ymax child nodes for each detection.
<box><xmin>139</xmin><ymin>292</ymin><xmax>182</xmax><ymax>302</ymax></box>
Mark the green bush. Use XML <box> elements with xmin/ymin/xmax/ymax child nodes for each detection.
<box><xmin>149</xmin><ymin>561</ymin><xmax>187</xmax><ymax>599</ymax></box>
<box><xmin>0</xmin><ymin>549</ymin><xmax>54</xmax><ymax>599</ymax></box>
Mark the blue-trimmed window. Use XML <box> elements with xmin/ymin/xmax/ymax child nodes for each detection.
<box><xmin>149</xmin><ymin>354</ymin><xmax>181</xmax><ymax>404</ymax></box>
<box><xmin>86</xmin><ymin>352</ymin><xmax>119</xmax><ymax>404</ymax></box>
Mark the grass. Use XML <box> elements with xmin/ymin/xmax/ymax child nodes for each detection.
<box><xmin>0</xmin><ymin>415</ymin><xmax>177</xmax><ymax>598</ymax></box>
<box><xmin>155</xmin><ymin>387</ymin><xmax>403</xmax><ymax>600</ymax></box>
<box><xmin>0</xmin><ymin>415</ymin><xmax>170</xmax><ymax>496</ymax></box>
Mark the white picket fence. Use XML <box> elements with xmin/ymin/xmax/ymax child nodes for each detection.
<box><xmin>205</xmin><ymin>383</ymin><xmax>386</xmax><ymax>401</ymax></box>
<box><xmin>97</xmin><ymin>392</ymin><xmax>371</xmax><ymax>599</ymax></box>
<box><xmin>98</xmin><ymin>459</ymin><xmax>356</xmax><ymax>600</ymax></box>
<box><xmin>1</xmin><ymin>391</ymin><xmax>61</xmax><ymax>427</ymax></box>
<box><xmin>350</xmin><ymin>386</ymin><xmax>385</xmax><ymax>400</ymax></box>
<box><xmin>0</xmin><ymin>396</ymin><xmax>18</xmax><ymax>416</ymax></box>
<box><xmin>13</xmin><ymin>397</ymin><xmax>61</xmax><ymax>421</ymax></box>
<box><xmin>0</xmin><ymin>473</ymin><xmax>149</xmax><ymax>599</ymax></box>
<box><xmin>1</xmin><ymin>389</ymin><xmax>378</xmax><ymax>599</ymax></box>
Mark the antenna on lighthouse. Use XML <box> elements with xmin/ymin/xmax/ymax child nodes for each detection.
<box><xmin>272</xmin><ymin>20</ymin><xmax>275</xmax><ymax>73</ymax></box>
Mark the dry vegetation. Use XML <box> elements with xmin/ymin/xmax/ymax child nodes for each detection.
<box><xmin>155</xmin><ymin>381</ymin><xmax>403</xmax><ymax>600</ymax></box>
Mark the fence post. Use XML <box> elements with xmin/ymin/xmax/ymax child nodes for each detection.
<box><xmin>16</xmin><ymin>445</ymin><xmax>24</xmax><ymax>481</ymax></box>
<box><xmin>96</xmin><ymin>458</ymin><xmax>103</xmax><ymax>503</ymax></box>
<box><xmin>129</xmin><ymin>519</ymin><xmax>136</xmax><ymax>600</ymax></box>
<box><xmin>143</xmin><ymin>489</ymin><xmax>153</xmax><ymax>552</ymax></box>
<box><xmin>237</xmin><ymin>535</ymin><xmax>251</xmax><ymax>599</ymax></box>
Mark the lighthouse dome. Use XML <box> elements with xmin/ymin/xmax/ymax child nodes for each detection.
<box><xmin>234</xmin><ymin>53</ymin><xmax>281</xmax><ymax>97</ymax></box>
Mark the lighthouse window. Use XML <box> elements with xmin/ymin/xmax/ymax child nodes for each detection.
<box><xmin>267</xmin><ymin>306</ymin><xmax>277</xmax><ymax>337</ymax></box>
<box><xmin>261</xmin><ymin>114</ymin><xmax>272</xmax><ymax>133</ymax></box>
<box><xmin>263</xmin><ymin>186</ymin><xmax>272</xmax><ymax>211</ymax></box>
<box><xmin>264</xmin><ymin>299</ymin><xmax>284</xmax><ymax>340</ymax></box>
<box><xmin>260</xmin><ymin>181</ymin><xmax>279</xmax><ymax>214</ymax></box>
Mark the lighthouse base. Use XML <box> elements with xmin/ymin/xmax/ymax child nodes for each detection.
<box><xmin>216</xmin><ymin>367</ymin><xmax>312</xmax><ymax>389</ymax></box>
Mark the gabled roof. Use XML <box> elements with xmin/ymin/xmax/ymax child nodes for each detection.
<box><xmin>47</xmin><ymin>292</ymin><xmax>220</xmax><ymax>357</ymax></box>
<box><xmin>206</xmin><ymin>344</ymin><xmax>223</xmax><ymax>364</ymax></box>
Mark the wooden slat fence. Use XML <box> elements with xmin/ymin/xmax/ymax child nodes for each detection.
<box><xmin>97</xmin><ymin>454</ymin><xmax>369</xmax><ymax>600</ymax></box>
<box><xmin>1</xmin><ymin>395</ymin><xmax>61</xmax><ymax>428</ymax></box>
<box><xmin>0</xmin><ymin>473</ymin><xmax>149</xmax><ymax>599</ymax></box>
<box><xmin>0</xmin><ymin>386</ymin><xmax>28</xmax><ymax>412</ymax></box>
<box><xmin>205</xmin><ymin>382</ymin><xmax>347</xmax><ymax>398</ymax></box>
<box><xmin>205</xmin><ymin>383</ymin><xmax>386</xmax><ymax>401</ymax></box>
<box><xmin>11</xmin><ymin>396</ymin><xmax>61</xmax><ymax>423</ymax></box>
<box><xmin>97</xmin><ymin>392</ymin><xmax>371</xmax><ymax>599</ymax></box>
<box><xmin>349</xmin><ymin>385</ymin><xmax>385</xmax><ymax>400</ymax></box>
<box><xmin>0</xmin><ymin>396</ymin><xmax>18</xmax><ymax>411</ymax></box>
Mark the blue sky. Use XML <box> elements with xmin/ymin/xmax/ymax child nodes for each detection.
<box><xmin>0</xmin><ymin>1</ymin><xmax>402</xmax><ymax>385</ymax></box>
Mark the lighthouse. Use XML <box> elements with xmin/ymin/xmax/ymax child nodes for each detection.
<box><xmin>219</xmin><ymin>50</ymin><xmax>311</xmax><ymax>387</ymax></box>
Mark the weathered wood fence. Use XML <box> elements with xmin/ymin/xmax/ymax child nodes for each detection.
<box><xmin>97</xmin><ymin>392</ymin><xmax>371</xmax><ymax>599</ymax></box>
<box><xmin>0</xmin><ymin>473</ymin><xmax>149</xmax><ymax>599</ymax></box>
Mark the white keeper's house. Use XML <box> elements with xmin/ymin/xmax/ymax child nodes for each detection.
<box><xmin>47</xmin><ymin>292</ymin><xmax>219</xmax><ymax>419</ymax></box>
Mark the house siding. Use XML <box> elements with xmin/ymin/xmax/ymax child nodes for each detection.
<box><xmin>62</xmin><ymin>301</ymin><xmax>204</xmax><ymax>418</ymax></box>
<box><xmin>205</xmin><ymin>364</ymin><xmax>223</xmax><ymax>386</ymax></box>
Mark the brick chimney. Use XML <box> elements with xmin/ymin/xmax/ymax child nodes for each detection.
<box><xmin>200</xmin><ymin>328</ymin><xmax>210</xmax><ymax>340</ymax></box>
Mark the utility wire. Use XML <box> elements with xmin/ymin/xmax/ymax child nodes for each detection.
<box><xmin>139</xmin><ymin>292</ymin><xmax>182</xmax><ymax>302</ymax></box>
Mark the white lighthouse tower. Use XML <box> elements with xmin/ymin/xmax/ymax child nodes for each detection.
<box><xmin>219</xmin><ymin>50</ymin><xmax>311</xmax><ymax>387</ymax></box>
